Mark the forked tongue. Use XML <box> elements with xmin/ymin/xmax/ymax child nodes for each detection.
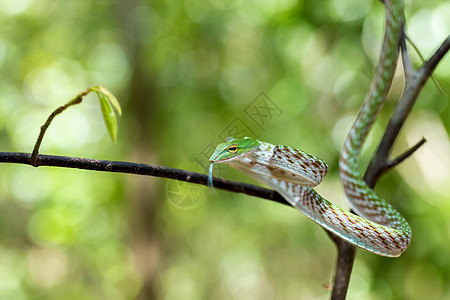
<box><xmin>207</xmin><ymin>162</ymin><xmax>216</xmax><ymax>193</ymax></box>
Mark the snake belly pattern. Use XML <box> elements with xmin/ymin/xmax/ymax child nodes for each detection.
<box><xmin>209</xmin><ymin>0</ymin><xmax>410</xmax><ymax>257</ymax></box>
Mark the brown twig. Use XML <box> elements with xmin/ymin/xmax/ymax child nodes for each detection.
<box><xmin>30</xmin><ymin>89</ymin><xmax>91</xmax><ymax>166</ymax></box>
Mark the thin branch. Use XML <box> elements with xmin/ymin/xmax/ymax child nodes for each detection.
<box><xmin>30</xmin><ymin>89</ymin><xmax>90</xmax><ymax>166</ymax></box>
<box><xmin>364</xmin><ymin>137</ymin><xmax>426</xmax><ymax>185</ymax></box>
<box><xmin>386</xmin><ymin>137</ymin><xmax>426</xmax><ymax>170</ymax></box>
<box><xmin>0</xmin><ymin>152</ymin><xmax>289</xmax><ymax>206</ymax></box>
<box><xmin>405</xmin><ymin>35</ymin><xmax>448</xmax><ymax>95</ymax></box>
<box><xmin>419</xmin><ymin>35</ymin><xmax>450</xmax><ymax>81</ymax></box>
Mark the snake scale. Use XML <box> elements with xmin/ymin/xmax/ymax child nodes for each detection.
<box><xmin>209</xmin><ymin>0</ymin><xmax>410</xmax><ymax>257</ymax></box>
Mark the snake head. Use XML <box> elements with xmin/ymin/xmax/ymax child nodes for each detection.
<box><xmin>209</xmin><ymin>137</ymin><xmax>260</xmax><ymax>163</ymax></box>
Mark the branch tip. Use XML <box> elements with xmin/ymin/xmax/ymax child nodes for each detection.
<box><xmin>387</xmin><ymin>137</ymin><xmax>426</xmax><ymax>169</ymax></box>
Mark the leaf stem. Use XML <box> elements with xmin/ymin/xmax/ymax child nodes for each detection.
<box><xmin>29</xmin><ymin>88</ymin><xmax>91</xmax><ymax>166</ymax></box>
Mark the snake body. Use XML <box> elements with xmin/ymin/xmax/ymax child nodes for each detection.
<box><xmin>209</xmin><ymin>0</ymin><xmax>410</xmax><ymax>257</ymax></box>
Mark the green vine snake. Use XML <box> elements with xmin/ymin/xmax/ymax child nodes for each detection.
<box><xmin>208</xmin><ymin>0</ymin><xmax>410</xmax><ymax>257</ymax></box>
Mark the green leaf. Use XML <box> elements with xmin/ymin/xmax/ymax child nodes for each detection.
<box><xmin>98</xmin><ymin>86</ymin><xmax>122</xmax><ymax>115</ymax></box>
<box><xmin>90</xmin><ymin>85</ymin><xmax>122</xmax><ymax>143</ymax></box>
<box><xmin>96</xmin><ymin>90</ymin><xmax>118</xmax><ymax>143</ymax></box>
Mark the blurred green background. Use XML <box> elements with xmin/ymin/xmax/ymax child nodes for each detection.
<box><xmin>0</xmin><ymin>0</ymin><xmax>449</xmax><ymax>299</ymax></box>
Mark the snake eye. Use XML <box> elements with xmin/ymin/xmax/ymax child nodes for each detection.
<box><xmin>227</xmin><ymin>145</ymin><xmax>238</xmax><ymax>154</ymax></box>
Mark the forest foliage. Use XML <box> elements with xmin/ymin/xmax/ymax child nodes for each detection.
<box><xmin>0</xmin><ymin>0</ymin><xmax>449</xmax><ymax>299</ymax></box>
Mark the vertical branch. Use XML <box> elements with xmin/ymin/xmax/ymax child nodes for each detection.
<box><xmin>328</xmin><ymin>232</ymin><xmax>356</xmax><ymax>300</ymax></box>
<box><xmin>328</xmin><ymin>30</ymin><xmax>449</xmax><ymax>300</ymax></box>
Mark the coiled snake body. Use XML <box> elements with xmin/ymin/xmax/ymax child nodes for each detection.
<box><xmin>209</xmin><ymin>0</ymin><xmax>410</xmax><ymax>257</ymax></box>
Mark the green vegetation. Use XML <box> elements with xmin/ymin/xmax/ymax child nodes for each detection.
<box><xmin>0</xmin><ymin>1</ymin><xmax>449</xmax><ymax>299</ymax></box>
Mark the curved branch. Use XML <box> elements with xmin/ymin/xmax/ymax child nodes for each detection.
<box><xmin>30</xmin><ymin>90</ymin><xmax>89</xmax><ymax>166</ymax></box>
